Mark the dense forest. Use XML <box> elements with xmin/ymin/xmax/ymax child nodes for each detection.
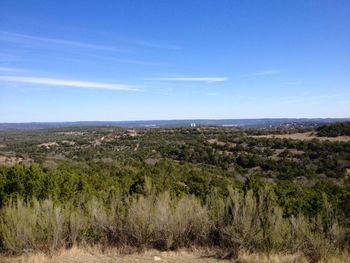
<box><xmin>0</xmin><ymin>124</ymin><xmax>349</xmax><ymax>262</ymax></box>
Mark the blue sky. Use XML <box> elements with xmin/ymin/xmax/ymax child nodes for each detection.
<box><xmin>0</xmin><ymin>0</ymin><xmax>349</xmax><ymax>122</ymax></box>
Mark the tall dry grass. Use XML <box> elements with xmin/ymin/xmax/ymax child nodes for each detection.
<box><xmin>127</xmin><ymin>192</ymin><xmax>209</xmax><ymax>249</ymax></box>
<box><xmin>221</xmin><ymin>188</ymin><xmax>293</xmax><ymax>253</ymax></box>
<box><xmin>0</xmin><ymin>190</ymin><xmax>348</xmax><ymax>262</ymax></box>
<box><xmin>2</xmin><ymin>247</ymin><xmax>350</xmax><ymax>263</ymax></box>
<box><xmin>0</xmin><ymin>199</ymin><xmax>66</xmax><ymax>253</ymax></box>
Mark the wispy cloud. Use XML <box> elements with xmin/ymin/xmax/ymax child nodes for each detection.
<box><xmin>0</xmin><ymin>31</ymin><xmax>180</xmax><ymax>52</ymax></box>
<box><xmin>87</xmin><ymin>54</ymin><xmax>169</xmax><ymax>66</ymax></box>
<box><xmin>0</xmin><ymin>31</ymin><xmax>120</xmax><ymax>51</ymax></box>
<box><xmin>0</xmin><ymin>67</ymin><xmax>36</xmax><ymax>73</ymax></box>
<box><xmin>123</xmin><ymin>38</ymin><xmax>181</xmax><ymax>50</ymax></box>
<box><xmin>148</xmin><ymin>77</ymin><xmax>228</xmax><ymax>83</ymax></box>
<box><xmin>242</xmin><ymin>69</ymin><xmax>281</xmax><ymax>77</ymax></box>
<box><xmin>0</xmin><ymin>76</ymin><xmax>139</xmax><ymax>91</ymax></box>
<box><xmin>0</xmin><ymin>52</ymin><xmax>20</xmax><ymax>62</ymax></box>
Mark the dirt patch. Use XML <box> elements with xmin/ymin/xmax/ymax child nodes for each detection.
<box><xmin>0</xmin><ymin>155</ymin><xmax>34</xmax><ymax>166</ymax></box>
<box><xmin>207</xmin><ymin>139</ymin><xmax>226</xmax><ymax>146</ymax></box>
<box><xmin>251</xmin><ymin>132</ymin><xmax>350</xmax><ymax>142</ymax></box>
<box><xmin>270</xmin><ymin>149</ymin><xmax>285</xmax><ymax>160</ymax></box>
<box><xmin>0</xmin><ymin>155</ymin><xmax>22</xmax><ymax>166</ymax></box>
<box><xmin>272</xmin><ymin>148</ymin><xmax>304</xmax><ymax>158</ymax></box>
<box><xmin>207</xmin><ymin>139</ymin><xmax>236</xmax><ymax>148</ymax></box>
<box><xmin>289</xmin><ymin>149</ymin><xmax>305</xmax><ymax>154</ymax></box>
<box><xmin>58</xmin><ymin>131</ymin><xmax>84</xmax><ymax>136</ymax></box>
<box><xmin>61</xmin><ymin>140</ymin><xmax>76</xmax><ymax>146</ymax></box>
<box><xmin>38</xmin><ymin>142</ymin><xmax>59</xmax><ymax>149</ymax></box>
<box><xmin>126</xmin><ymin>129</ymin><xmax>137</xmax><ymax>137</ymax></box>
<box><xmin>145</xmin><ymin>158</ymin><xmax>158</xmax><ymax>165</ymax></box>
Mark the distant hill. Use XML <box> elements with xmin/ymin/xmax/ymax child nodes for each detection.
<box><xmin>317</xmin><ymin>121</ymin><xmax>350</xmax><ymax>137</ymax></box>
<box><xmin>0</xmin><ymin>118</ymin><xmax>349</xmax><ymax>130</ymax></box>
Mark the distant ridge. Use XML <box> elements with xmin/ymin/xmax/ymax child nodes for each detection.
<box><xmin>0</xmin><ymin>118</ymin><xmax>349</xmax><ymax>130</ymax></box>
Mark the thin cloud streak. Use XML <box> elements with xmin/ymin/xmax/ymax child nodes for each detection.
<box><xmin>1</xmin><ymin>31</ymin><xmax>180</xmax><ymax>52</ymax></box>
<box><xmin>242</xmin><ymin>70</ymin><xmax>281</xmax><ymax>77</ymax></box>
<box><xmin>149</xmin><ymin>77</ymin><xmax>228</xmax><ymax>83</ymax></box>
<box><xmin>0</xmin><ymin>52</ymin><xmax>20</xmax><ymax>62</ymax></box>
<box><xmin>123</xmin><ymin>38</ymin><xmax>181</xmax><ymax>50</ymax></box>
<box><xmin>0</xmin><ymin>31</ymin><xmax>120</xmax><ymax>51</ymax></box>
<box><xmin>88</xmin><ymin>54</ymin><xmax>169</xmax><ymax>66</ymax></box>
<box><xmin>0</xmin><ymin>76</ymin><xmax>140</xmax><ymax>91</ymax></box>
<box><xmin>0</xmin><ymin>67</ymin><xmax>36</xmax><ymax>73</ymax></box>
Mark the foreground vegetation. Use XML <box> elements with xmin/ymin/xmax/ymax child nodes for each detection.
<box><xmin>0</xmin><ymin>123</ymin><xmax>349</xmax><ymax>262</ymax></box>
<box><xmin>3</xmin><ymin>246</ymin><xmax>350</xmax><ymax>263</ymax></box>
<box><xmin>0</xmin><ymin>188</ymin><xmax>347</xmax><ymax>262</ymax></box>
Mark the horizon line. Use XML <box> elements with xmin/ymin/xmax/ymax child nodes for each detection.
<box><xmin>1</xmin><ymin>117</ymin><xmax>350</xmax><ymax>124</ymax></box>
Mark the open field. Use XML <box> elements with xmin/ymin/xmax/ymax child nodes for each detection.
<box><xmin>250</xmin><ymin>132</ymin><xmax>350</xmax><ymax>142</ymax></box>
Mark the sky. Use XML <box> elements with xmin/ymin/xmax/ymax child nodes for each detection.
<box><xmin>0</xmin><ymin>0</ymin><xmax>349</xmax><ymax>122</ymax></box>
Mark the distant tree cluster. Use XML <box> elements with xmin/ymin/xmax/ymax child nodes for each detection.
<box><xmin>317</xmin><ymin>122</ymin><xmax>350</xmax><ymax>137</ymax></box>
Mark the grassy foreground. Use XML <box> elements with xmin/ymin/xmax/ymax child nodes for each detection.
<box><xmin>1</xmin><ymin>247</ymin><xmax>350</xmax><ymax>263</ymax></box>
<box><xmin>0</xmin><ymin>190</ymin><xmax>348</xmax><ymax>263</ymax></box>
